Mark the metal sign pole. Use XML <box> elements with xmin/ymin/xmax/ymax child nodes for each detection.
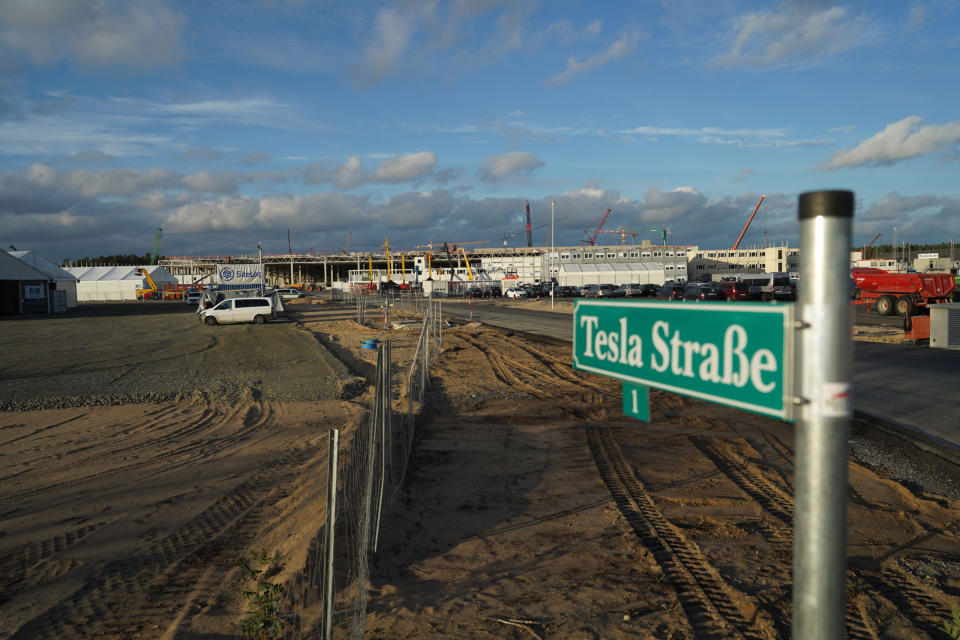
<box><xmin>793</xmin><ymin>190</ymin><xmax>854</xmax><ymax>639</ymax></box>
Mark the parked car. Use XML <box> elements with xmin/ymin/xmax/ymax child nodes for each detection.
<box><xmin>274</xmin><ymin>287</ymin><xmax>304</xmax><ymax>300</ymax></box>
<box><xmin>595</xmin><ymin>284</ymin><xmax>622</xmax><ymax>298</ymax></box>
<box><xmin>580</xmin><ymin>284</ymin><xmax>600</xmax><ymax>297</ymax></box>
<box><xmin>505</xmin><ymin>287</ymin><xmax>528</xmax><ymax>299</ymax></box>
<box><xmin>681</xmin><ymin>284</ymin><xmax>705</xmax><ymax>301</ymax></box>
<box><xmin>618</xmin><ymin>283</ymin><xmax>642</xmax><ymax>297</ymax></box>
<box><xmin>656</xmin><ymin>282</ymin><xmax>685</xmax><ymax>301</ymax></box>
<box><xmin>557</xmin><ymin>285</ymin><xmax>579</xmax><ymax>297</ymax></box>
<box><xmin>486</xmin><ymin>286</ymin><xmax>502</xmax><ymax>297</ymax></box>
<box><xmin>686</xmin><ymin>283</ymin><xmax>722</xmax><ymax>302</ymax></box>
<box><xmin>637</xmin><ymin>283</ymin><xmax>661</xmax><ymax>298</ymax></box>
<box><xmin>185</xmin><ymin>290</ymin><xmax>203</xmax><ymax>305</ymax></box>
<box><xmin>717</xmin><ymin>280</ymin><xmax>751</xmax><ymax>301</ymax></box>
<box><xmin>526</xmin><ymin>284</ymin><xmax>547</xmax><ymax>298</ymax></box>
<box><xmin>465</xmin><ymin>286</ymin><xmax>484</xmax><ymax>298</ymax></box>
<box><xmin>200</xmin><ymin>297</ymin><xmax>276</xmax><ymax>325</ymax></box>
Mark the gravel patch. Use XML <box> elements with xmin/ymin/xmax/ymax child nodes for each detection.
<box><xmin>0</xmin><ymin>303</ymin><xmax>365</xmax><ymax>411</ymax></box>
<box><xmin>849</xmin><ymin>433</ymin><xmax>960</xmax><ymax>500</ymax></box>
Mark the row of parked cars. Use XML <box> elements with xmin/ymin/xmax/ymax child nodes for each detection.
<box><xmin>578</xmin><ymin>279</ymin><xmax>796</xmax><ymax>302</ymax></box>
<box><xmin>656</xmin><ymin>280</ymin><xmax>796</xmax><ymax>302</ymax></box>
<box><xmin>473</xmin><ymin>278</ymin><xmax>797</xmax><ymax>302</ymax></box>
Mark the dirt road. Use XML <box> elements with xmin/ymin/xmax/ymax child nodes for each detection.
<box><xmin>1</xmin><ymin>298</ymin><xmax>957</xmax><ymax>639</ymax></box>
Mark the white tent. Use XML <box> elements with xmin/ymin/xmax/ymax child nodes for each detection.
<box><xmin>8</xmin><ymin>250</ymin><xmax>78</xmax><ymax>308</ymax></box>
<box><xmin>559</xmin><ymin>262</ymin><xmax>666</xmax><ymax>287</ymax></box>
<box><xmin>0</xmin><ymin>250</ymin><xmax>51</xmax><ymax>314</ymax></box>
<box><xmin>65</xmin><ymin>265</ymin><xmax>178</xmax><ymax>302</ymax></box>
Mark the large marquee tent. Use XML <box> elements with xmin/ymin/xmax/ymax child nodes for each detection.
<box><xmin>65</xmin><ymin>265</ymin><xmax>178</xmax><ymax>302</ymax></box>
<box><xmin>8</xmin><ymin>250</ymin><xmax>78</xmax><ymax>308</ymax></box>
<box><xmin>0</xmin><ymin>250</ymin><xmax>50</xmax><ymax>315</ymax></box>
<box><xmin>558</xmin><ymin>261</ymin><xmax>667</xmax><ymax>287</ymax></box>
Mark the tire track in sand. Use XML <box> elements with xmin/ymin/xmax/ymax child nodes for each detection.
<box><xmin>587</xmin><ymin>426</ymin><xmax>774</xmax><ymax>640</ymax></box>
<box><xmin>688</xmin><ymin>433</ymin><xmax>949</xmax><ymax>639</ymax></box>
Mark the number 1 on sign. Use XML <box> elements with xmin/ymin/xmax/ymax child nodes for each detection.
<box><xmin>622</xmin><ymin>382</ymin><xmax>649</xmax><ymax>422</ymax></box>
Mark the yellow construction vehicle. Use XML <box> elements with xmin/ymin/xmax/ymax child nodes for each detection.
<box><xmin>135</xmin><ymin>268</ymin><xmax>159</xmax><ymax>300</ymax></box>
<box><xmin>459</xmin><ymin>247</ymin><xmax>474</xmax><ymax>280</ymax></box>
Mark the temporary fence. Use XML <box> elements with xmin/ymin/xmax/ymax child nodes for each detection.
<box><xmin>280</xmin><ymin>299</ymin><xmax>443</xmax><ymax>639</ymax></box>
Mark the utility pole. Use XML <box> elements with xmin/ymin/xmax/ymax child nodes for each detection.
<box><xmin>551</xmin><ymin>200</ymin><xmax>556</xmax><ymax>309</ymax></box>
<box><xmin>258</xmin><ymin>242</ymin><xmax>264</xmax><ymax>295</ymax></box>
<box><xmin>288</xmin><ymin>228</ymin><xmax>294</xmax><ymax>285</ymax></box>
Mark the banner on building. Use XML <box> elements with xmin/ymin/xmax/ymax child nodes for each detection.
<box><xmin>23</xmin><ymin>284</ymin><xmax>44</xmax><ymax>299</ymax></box>
<box><xmin>217</xmin><ymin>264</ymin><xmax>262</xmax><ymax>285</ymax></box>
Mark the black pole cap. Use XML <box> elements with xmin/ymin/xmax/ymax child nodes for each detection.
<box><xmin>798</xmin><ymin>190</ymin><xmax>854</xmax><ymax>219</ymax></box>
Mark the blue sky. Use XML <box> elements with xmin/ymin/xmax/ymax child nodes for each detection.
<box><xmin>2</xmin><ymin>0</ymin><xmax>959</xmax><ymax>260</ymax></box>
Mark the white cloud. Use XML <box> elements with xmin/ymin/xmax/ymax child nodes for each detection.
<box><xmin>545</xmin><ymin>30</ymin><xmax>640</xmax><ymax>86</ymax></box>
<box><xmin>305</xmin><ymin>152</ymin><xmax>439</xmax><ymax>189</ymax></box>
<box><xmin>0</xmin><ymin>0</ymin><xmax>185</xmax><ymax>69</ymax></box>
<box><xmin>335</xmin><ymin>157</ymin><xmax>367</xmax><ymax>190</ymax></box>
<box><xmin>183</xmin><ymin>171</ymin><xmax>253</xmax><ymax>194</ymax></box>
<box><xmin>712</xmin><ymin>3</ymin><xmax>874</xmax><ymax>69</ymax></box>
<box><xmin>617</xmin><ymin>123</ymin><xmax>831</xmax><ymax>148</ymax></box>
<box><xmin>823</xmin><ymin>116</ymin><xmax>960</xmax><ymax>169</ymax></box>
<box><xmin>372</xmin><ymin>151</ymin><xmax>438</xmax><ymax>182</ymax></box>
<box><xmin>358</xmin><ymin>7</ymin><xmax>417</xmax><ymax>82</ymax></box>
<box><xmin>165</xmin><ymin>196</ymin><xmax>261</xmax><ymax>233</ymax></box>
<box><xmin>477</xmin><ymin>151</ymin><xmax>544</xmax><ymax>181</ymax></box>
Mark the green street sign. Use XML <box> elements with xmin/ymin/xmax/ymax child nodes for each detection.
<box><xmin>622</xmin><ymin>382</ymin><xmax>649</xmax><ymax>422</ymax></box>
<box><xmin>573</xmin><ymin>300</ymin><xmax>796</xmax><ymax>421</ymax></box>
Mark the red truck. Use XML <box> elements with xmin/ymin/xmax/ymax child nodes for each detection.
<box><xmin>851</xmin><ymin>268</ymin><xmax>956</xmax><ymax>316</ymax></box>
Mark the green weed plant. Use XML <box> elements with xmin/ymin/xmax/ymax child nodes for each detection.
<box><xmin>944</xmin><ymin>605</ymin><xmax>960</xmax><ymax>640</ymax></box>
<box><xmin>239</xmin><ymin>549</ymin><xmax>286</xmax><ymax>640</ymax></box>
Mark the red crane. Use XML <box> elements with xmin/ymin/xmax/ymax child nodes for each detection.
<box><xmin>731</xmin><ymin>195</ymin><xmax>766</xmax><ymax>250</ymax></box>
<box><xmin>525</xmin><ymin>200</ymin><xmax>533</xmax><ymax>247</ymax></box>
<box><xmin>581</xmin><ymin>208</ymin><xmax>612</xmax><ymax>246</ymax></box>
<box><xmin>864</xmin><ymin>232</ymin><xmax>882</xmax><ymax>258</ymax></box>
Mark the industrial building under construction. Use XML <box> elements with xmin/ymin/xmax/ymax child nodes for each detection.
<box><xmin>157</xmin><ymin>240</ymin><xmax>801</xmax><ymax>293</ymax></box>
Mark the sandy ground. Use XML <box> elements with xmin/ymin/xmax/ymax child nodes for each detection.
<box><xmin>1</xmin><ymin>298</ymin><xmax>957</xmax><ymax>639</ymax></box>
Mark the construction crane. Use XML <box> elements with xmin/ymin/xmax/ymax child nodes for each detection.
<box><xmin>864</xmin><ymin>232</ymin><xmax>882</xmax><ymax>259</ymax></box>
<box><xmin>597</xmin><ymin>226</ymin><xmax>643</xmax><ymax>245</ymax></box>
<box><xmin>637</xmin><ymin>225</ymin><xmax>671</xmax><ymax>246</ymax></box>
<box><xmin>502</xmin><ymin>219</ymin><xmax>564</xmax><ymax>247</ymax></box>
<box><xmin>581</xmin><ymin>209</ymin><xmax>612</xmax><ymax>246</ymax></box>
<box><xmin>525</xmin><ymin>200</ymin><xmax>533</xmax><ymax>247</ymax></box>
<box><xmin>731</xmin><ymin>195</ymin><xmax>766</xmax><ymax>250</ymax></box>
<box><xmin>150</xmin><ymin>228</ymin><xmax>162</xmax><ymax>265</ymax></box>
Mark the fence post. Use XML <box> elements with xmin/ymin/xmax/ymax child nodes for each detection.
<box><xmin>322</xmin><ymin>428</ymin><xmax>339</xmax><ymax>640</ymax></box>
<box><xmin>372</xmin><ymin>341</ymin><xmax>390</xmax><ymax>553</ymax></box>
<box><xmin>793</xmin><ymin>190</ymin><xmax>854</xmax><ymax>640</ymax></box>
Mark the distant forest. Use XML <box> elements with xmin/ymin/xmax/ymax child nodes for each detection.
<box><xmin>63</xmin><ymin>253</ymin><xmax>164</xmax><ymax>266</ymax></box>
<box><xmin>856</xmin><ymin>241</ymin><xmax>958</xmax><ymax>258</ymax></box>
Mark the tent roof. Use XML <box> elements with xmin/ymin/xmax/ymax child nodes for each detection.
<box><xmin>65</xmin><ymin>265</ymin><xmax>177</xmax><ymax>282</ymax></box>
<box><xmin>559</xmin><ymin>261</ymin><xmax>665</xmax><ymax>274</ymax></box>
<box><xmin>7</xmin><ymin>251</ymin><xmax>75</xmax><ymax>281</ymax></box>
<box><xmin>0</xmin><ymin>250</ymin><xmax>49</xmax><ymax>280</ymax></box>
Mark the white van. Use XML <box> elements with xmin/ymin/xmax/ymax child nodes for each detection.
<box><xmin>200</xmin><ymin>297</ymin><xmax>275</xmax><ymax>325</ymax></box>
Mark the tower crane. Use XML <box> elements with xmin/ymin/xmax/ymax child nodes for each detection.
<box><xmin>638</xmin><ymin>225</ymin><xmax>671</xmax><ymax>246</ymax></box>
<box><xmin>581</xmin><ymin>209</ymin><xmax>612</xmax><ymax>246</ymax></box>
<box><xmin>864</xmin><ymin>232</ymin><xmax>882</xmax><ymax>259</ymax></box>
<box><xmin>597</xmin><ymin>227</ymin><xmax>639</xmax><ymax>245</ymax></box>
<box><xmin>502</xmin><ymin>218</ymin><xmax>566</xmax><ymax>246</ymax></box>
<box><xmin>150</xmin><ymin>228</ymin><xmax>163</xmax><ymax>265</ymax></box>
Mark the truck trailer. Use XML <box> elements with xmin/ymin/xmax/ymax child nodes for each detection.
<box><xmin>851</xmin><ymin>268</ymin><xmax>956</xmax><ymax>316</ymax></box>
